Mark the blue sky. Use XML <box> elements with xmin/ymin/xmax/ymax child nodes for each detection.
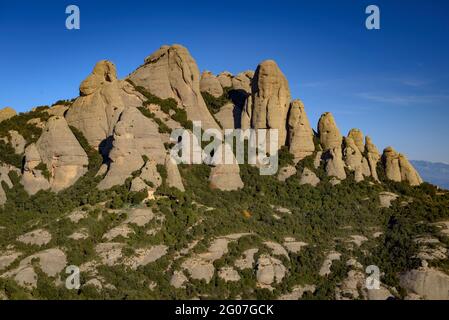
<box><xmin>1</xmin><ymin>0</ymin><xmax>449</xmax><ymax>163</ymax></box>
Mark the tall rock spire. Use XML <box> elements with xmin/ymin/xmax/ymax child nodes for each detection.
<box><xmin>249</xmin><ymin>60</ymin><xmax>291</xmax><ymax>147</ymax></box>
<box><xmin>287</xmin><ymin>99</ymin><xmax>315</xmax><ymax>161</ymax></box>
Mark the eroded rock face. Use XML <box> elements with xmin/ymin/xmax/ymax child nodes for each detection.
<box><xmin>232</xmin><ymin>71</ymin><xmax>254</xmax><ymax>93</ymax></box>
<box><xmin>324</xmin><ymin>147</ymin><xmax>346</xmax><ymax>180</ymax></box>
<box><xmin>0</xmin><ymin>107</ymin><xmax>16</xmax><ymax>123</ymax></box>
<box><xmin>0</xmin><ymin>163</ymin><xmax>19</xmax><ymax>205</ymax></box>
<box><xmin>66</xmin><ymin>60</ymin><xmax>144</xmax><ymax>151</ymax></box>
<box><xmin>250</xmin><ymin>60</ymin><xmax>291</xmax><ymax>146</ymax></box>
<box><xmin>287</xmin><ymin>100</ymin><xmax>315</xmax><ymax>161</ymax></box>
<box><xmin>366</xmin><ymin>136</ymin><xmax>380</xmax><ymax>181</ymax></box>
<box><xmin>21</xmin><ymin>117</ymin><xmax>88</xmax><ymax>194</ymax></box>
<box><xmin>382</xmin><ymin>147</ymin><xmax>422</xmax><ymax>186</ymax></box>
<box><xmin>318</xmin><ymin>112</ymin><xmax>342</xmax><ymax>150</ymax></box>
<box><xmin>200</xmin><ymin>71</ymin><xmax>223</xmax><ymax>97</ymax></box>
<box><xmin>318</xmin><ymin>113</ymin><xmax>346</xmax><ymax>180</ymax></box>
<box><xmin>399</xmin><ymin>154</ymin><xmax>423</xmax><ymax>186</ymax></box>
<box><xmin>38</xmin><ymin>116</ymin><xmax>88</xmax><ymax>192</ymax></box>
<box><xmin>21</xmin><ymin>143</ymin><xmax>51</xmax><ymax>195</ymax></box>
<box><xmin>8</xmin><ymin>130</ymin><xmax>26</xmax><ymax>154</ymax></box>
<box><xmin>348</xmin><ymin>129</ymin><xmax>365</xmax><ymax>153</ymax></box>
<box><xmin>299</xmin><ymin>168</ymin><xmax>320</xmax><ymax>186</ymax></box>
<box><xmin>129</xmin><ymin>44</ymin><xmax>243</xmax><ymax>191</ymax></box>
<box><xmin>344</xmin><ymin>137</ymin><xmax>370</xmax><ymax>182</ymax></box>
<box><xmin>1</xmin><ymin>248</ymin><xmax>67</xmax><ymax>289</ymax></box>
<box><xmin>217</xmin><ymin>71</ymin><xmax>233</xmax><ymax>88</ymax></box>
<box><xmin>400</xmin><ymin>268</ymin><xmax>449</xmax><ymax>300</ymax></box>
<box><xmin>165</xmin><ymin>154</ymin><xmax>185</xmax><ymax>191</ymax></box>
<box><xmin>256</xmin><ymin>255</ymin><xmax>286</xmax><ymax>286</ymax></box>
<box><xmin>98</xmin><ymin>107</ymin><xmax>166</xmax><ymax>190</ymax></box>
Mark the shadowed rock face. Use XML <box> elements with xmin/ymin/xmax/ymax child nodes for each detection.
<box><xmin>98</xmin><ymin>107</ymin><xmax>166</xmax><ymax>190</ymax></box>
<box><xmin>287</xmin><ymin>99</ymin><xmax>315</xmax><ymax>161</ymax></box>
<box><xmin>318</xmin><ymin>113</ymin><xmax>346</xmax><ymax>180</ymax></box>
<box><xmin>249</xmin><ymin>60</ymin><xmax>291</xmax><ymax>147</ymax></box>
<box><xmin>365</xmin><ymin>136</ymin><xmax>380</xmax><ymax>181</ymax></box>
<box><xmin>128</xmin><ymin>44</ymin><xmax>243</xmax><ymax>191</ymax></box>
<box><xmin>344</xmin><ymin>136</ymin><xmax>370</xmax><ymax>182</ymax></box>
<box><xmin>65</xmin><ymin>60</ymin><xmax>145</xmax><ymax>153</ymax></box>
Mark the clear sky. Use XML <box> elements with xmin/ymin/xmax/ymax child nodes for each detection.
<box><xmin>1</xmin><ymin>0</ymin><xmax>449</xmax><ymax>163</ymax></box>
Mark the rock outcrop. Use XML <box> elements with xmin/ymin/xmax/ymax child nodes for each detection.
<box><xmin>65</xmin><ymin>60</ymin><xmax>145</xmax><ymax>152</ymax></box>
<box><xmin>318</xmin><ymin>113</ymin><xmax>346</xmax><ymax>180</ymax></box>
<box><xmin>98</xmin><ymin>107</ymin><xmax>166</xmax><ymax>190</ymax></box>
<box><xmin>400</xmin><ymin>267</ymin><xmax>449</xmax><ymax>299</ymax></box>
<box><xmin>200</xmin><ymin>71</ymin><xmax>223</xmax><ymax>98</ymax></box>
<box><xmin>365</xmin><ymin>136</ymin><xmax>380</xmax><ymax>181</ymax></box>
<box><xmin>347</xmin><ymin>129</ymin><xmax>365</xmax><ymax>153</ymax></box>
<box><xmin>382</xmin><ymin>147</ymin><xmax>422</xmax><ymax>186</ymax></box>
<box><xmin>128</xmin><ymin>44</ymin><xmax>243</xmax><ymax>191</ymax></box>
<box><xmin>0</xmin><ymin>107</ymin><xmax>16</xmax><ymax>123</ymax></box>
<box><xmin>249</xmin><ymin>60</ymin><xmax>291</xmax><ymax>146</ymax></box>
<box><xmin>21</xmin><ymin>116</ymin><xmax>88</xmax><ymax>194</ymax></box>
<box><xmin>21</xmin><ymin>144</ymin><xmax>51</xmax><ymax>195</ymax></box>
<box><xmin>165</xmin><ymin>154</ymin><xmax>185</xmax><ymax>191</ymax></box>
<box><xmin>0</xmin><ymin>163</ymin><xmax>19</xmax><ymax>205</ymax></box>
<box><xmin>343</xmin><ymin>136</ymin><xmax>370</xmax><ymax>182</ymax></box>
<box><xmin>299</xmin><ymin>168</ymin><xmax>320</xmax><ymax>186</ymax></box>
<box><xmin>287</xmin><ymin>100</ymin><xmax>315</xmax><ymax>161</ymax></box>
<box><xmin>8</xmin><ymin>130</ymin><xmax>26</xmax><ymax>154</ymax></box>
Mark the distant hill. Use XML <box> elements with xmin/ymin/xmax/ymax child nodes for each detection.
<box><xmin>411</xmin><ymin>160</ymin><xmax>449</xmax><ymax>190</ymax></box>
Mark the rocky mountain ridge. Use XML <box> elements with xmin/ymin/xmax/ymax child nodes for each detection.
<box><xmin>0</xmin><ymin>44</ymin><xmax>422</xmax><ymax>203</ymax></box>
<box><xmin>1</xmin><ymin>44</ymin><xmax>447</xmax><ymax>301</ymax></box>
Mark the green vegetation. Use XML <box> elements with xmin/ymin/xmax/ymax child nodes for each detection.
<box><xmin>201</xmin><ymin>88</ymin><xmax>233</xmax><ymax>114</ymax></box>
<box><xmin>127</xmin><ymin>79</ymin><xmax>193</xmax><ymax>131</ymax></box>
<box><xmin>35</xmin><ymin>163</ymin><xmax>51</xmax><ymax>180</ymax></box>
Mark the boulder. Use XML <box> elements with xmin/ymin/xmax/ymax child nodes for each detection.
<box><xmin>98</xmin><ymin>107</ymin><xmax>166</xmax><ymax>189</ymax></box>
<box><xmin>299</xmin><ymin>168</ymin><xmax>320</xmax><ymax>186</ymax></box>
<box><xmin>250</xmin><ymin>60</ymin><xmax>291</xmax><ymax>147</ymax></box>
<box><xmin>0</xmin><ymin>107</ymin><xmax>16</xmax><ymax>123</ymax></box>
<box><xmin>277</xmin><ymin>165</ymin><xmax>297</xmax><ymax>182</ymax></box>
<box><xmin>287</xmin><ymin>100</ymin><xmax>315</xmax><ymax>161</ymax></box>
<box><xmin>200</xmin><ymin>71</ymin><xmax>223</xmax><ymax>97</ymax></box>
